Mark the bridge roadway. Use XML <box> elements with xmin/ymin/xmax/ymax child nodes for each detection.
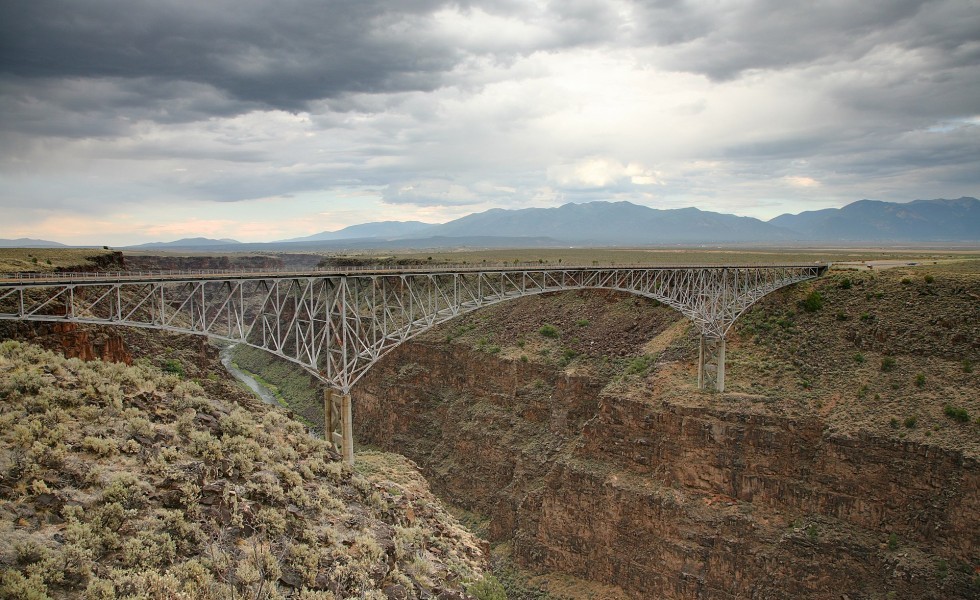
<box><xmin>0</xmin><ymin>263</ymin><xmax>827</xmax><ymax>462</ymax></box>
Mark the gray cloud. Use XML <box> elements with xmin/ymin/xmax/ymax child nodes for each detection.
<box><xmin>634</xmin><ymin>0</ymin><xmax>962</xmax><ymax>80</ymax></box>
<box><xmin>0</xmin><ymin>1</ymin><xmax>463</xmax><ymax>111</ymax></box>
<box><xmin>0</xmin><ymin>0</ymin><xmax>977</xmax><ymax>242</ymax></box>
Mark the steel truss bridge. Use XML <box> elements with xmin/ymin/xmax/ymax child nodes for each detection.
<box><xmin>0</xmin><ymin>264</ymin><xmax>826</xmax><ymax>462</ymax></box>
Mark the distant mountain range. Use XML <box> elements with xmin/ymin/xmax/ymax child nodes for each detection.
<box><xmin>769</xmin><ymin>197</ymin><xmax>979</xmax><ymax>241</ymax></box>
<box><xmin>279</xmin><ymin>221</ymin><xmax>433</xmax><ymax>243</ymax></box>
<box><xmin>3</xmin><ymin>198</ymin><xmax>977</xmax><ymax>250</ymax></box>
<box><xmin>419</xmin><ymin>201</ymin><xmax>797</xmax><ymax>243</ymax></box>
<box><xmin>125</xmin><ymin>237</ymin><xmax>241</xmax><ymax>249</ymax></box>
<box><xmin>275</xmin><ymin>197</ymin><xmax>979</xmax><ymax>246</ymax></box>
<box><xmin>0</xmin><ymin>238</ymin><xmax>67</xmax><ymax>248</ymax></box>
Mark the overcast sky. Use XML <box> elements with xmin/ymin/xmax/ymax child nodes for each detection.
<box><xmin>1</xmin><ymin>0</ymin><xmax>978</xmax><ymax>245</ymax></box>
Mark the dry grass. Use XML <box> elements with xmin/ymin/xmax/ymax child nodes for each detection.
<box><xmin>0</xmin><ymin>248</ymin><xmax>119</xmax><ymax>273</ymax></box>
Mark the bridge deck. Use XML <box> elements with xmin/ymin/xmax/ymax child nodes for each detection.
<box><xmin>1</xmin><ymin>263</ymin><xmax>827</xmax><ymax>285</ymax></box>
<box><xmin>0</xmin><ymin>263</ymin><xmax>827</xmax><ymax>463</ymax></box>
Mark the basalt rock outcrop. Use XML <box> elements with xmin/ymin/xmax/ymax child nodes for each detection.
<box><xmin>57</xmin><ymin>250</ymin><xmax>126</xmax><ymax>272</ymax></box>
<box><xmin>122</xmin><ymin>251</ymin><xmax>328</xmax><ymax>271</ymax></box>
<box><xmin>0</xmin><ymin>321</ymin><xmax>132</xmax><ymax>364</ymax></box>
<box><xmin>123</xmin><ymin>253</ymin><xmax>285</xmax><ymax>271</ymax></box>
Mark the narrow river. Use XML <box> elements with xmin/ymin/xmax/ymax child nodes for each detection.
<box><xmin>219</xmin><ymin>344</ymin><xmax>281</xmax><ymax>407</ymax></box>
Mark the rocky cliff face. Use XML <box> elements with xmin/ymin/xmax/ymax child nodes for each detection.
<box><xmin>122</xmin><ymin>252</ymin><xmax>327</xmax><ymax>271</ymax></box>
<box><xmin>355</xmin><ymin>326</ymin><xmax>978</xmax><ymax>598</ymax></box>
<box><xmin>123</xmin><ymin>253</ymin><xmax>285</xmax><ymax>271</ymax></box>
<box><xmin>0</xmin><ymin>322</ymin><xmax>132</xmax><ymax>364</ymax></box>
<box><xmin>64</xmin><ymin>250</ymin><xmax>125</xmax><ymax>272</ymax></box>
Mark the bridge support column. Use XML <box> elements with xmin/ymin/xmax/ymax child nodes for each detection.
<box><xmin>698</xmin><ymin>335</ymin><xmax>726</xmax><ymax>392</ymax></box>
<box><xmin>341</xmin><ymin>393</ymin><xmax>354</xmax><ymax>465</ymax></box>
<box><xmin>323</xmin><ymin>389</ymin><xmax>342</xmax><ymax>452</ymax></box>
<box><xmin>323</xmin><ymin>389</ymin><xmax>355</xmax><ymax>464</ymax></box>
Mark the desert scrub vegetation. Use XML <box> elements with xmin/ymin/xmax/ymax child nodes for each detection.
<box><xmin>0</xmin><ymin>341</ymin><xmax>488</xmax><ymax>599</ymax></box>
<box><xmin>537</xmin><ymin>324</ymin><xmax>559</xmax><ymax>338</ymax></box>
<box><xmin>0</xmin><ymin>248</ymin><xmax>122</xmax><ymax>273</ymax></box>
<box><xmin>800</xmin><ymin>290</ymin><xmax>824</xmax><ymax>312</ymax></box>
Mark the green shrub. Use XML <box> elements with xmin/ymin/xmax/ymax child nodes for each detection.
<box><xmin>964</xmin><ymin>360</ymin><xmax>974</xmax><ymax>373</ymax></box>
<box><xmin>853</xmin><ymin>353</ymin><xmax>865</xmax><ymax>364</ymax></box>
<box><xmin>162</xmin><ymin>359</ymin><xmax>184</xmax><ymax>378</ymax></box>
<box><xmin>801</xmin><ymin>291</ymin><xmax>824</xmax><ymax>312</ymax></box>
<box><xmin>558</xmin><ymin>348</ymin><xmax>579</xmax><ymax>367</ymax></box>
<box><xmin>806</xmin><ymin>524</ymin><xmax>819</xmax><ymax>540</ymax></box>
<box><xmin>838</xmin><ymin>277</ymin><xmax>852</xmax><ymax>289</ymax></box>
<box><xmin>467</xmin><ymin>576</ymin><xmax>507</xmax><ymax>600</ymax></box>
<box><xmin>625</xmin><ymin>355</ymin><xmax>655</xmax><ymax>377</ymax></box>
<box><xmin>538</xmin><ymin>324</ymin><xmax>559</xmax><ymax>338</ymax></box>
<box><xmin>887</xmin><ymin>533</ymin><xmax>899</xmax><ymax>550</ymax></box>
<box><xmin>944</xmin><ymin>404</ymin><xmax>969</xmax><ymax>423</ymax></box>
<box><xmin>576</xmin><ymin>318</ymin><xmax>590</xmax><ymax>327</ymax></box>
<box><xmin>880</xmin><ymin>357</ymin><xmax>896</xmax><ymax>372</ymax></box>
<box><xmin>914</xmin><ymin>373</ymin><xmax>925</xmax><ymax>388</ymax></box>
<box><xmin>903</xmin><ymin>416</ymin><xmax>917</xmax><ymax>429</ymax></box>
<box><xmin>924</xmin><ymin>274</ymin><xmax>935</xmax><ymax>284</ymax></box>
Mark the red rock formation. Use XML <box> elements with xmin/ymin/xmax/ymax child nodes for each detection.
<box><xmin>47</xmin><ymin>322</ymin><xmax>133</xmax><ymax>364</ymax></box>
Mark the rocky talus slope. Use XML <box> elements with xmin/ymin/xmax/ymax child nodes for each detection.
<box><xmin>0</xmin><ymin>341</ymin><xmax>490</xmax><ymax>599</ymax></box>
<box><xmin>351</xmin><ymin>264</ymin><xmax>979</xmax><ymax>599</ymax></box>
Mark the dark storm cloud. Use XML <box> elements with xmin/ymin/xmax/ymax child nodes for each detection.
<box><xmin>0</xmin><ymin>0</ymin><xmax>458</xmax><ymax>111</ymax></box>
<box><xmin>5</xmin><ymin>0</ymin><xmax>972</xmax><ymax>132</ymax></box>
<box><xmin>0</xmin><ymin>76</ymin><xmax>261</xmax><ymax>138</ymax></box>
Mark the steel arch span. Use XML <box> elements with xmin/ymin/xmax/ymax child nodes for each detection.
<box><xmin>1</xmin><ymin>264</ymin><xmax>826</xmax><ymax>461</ymax></box>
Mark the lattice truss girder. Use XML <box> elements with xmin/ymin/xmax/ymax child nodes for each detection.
<box><xmin>0</xmin><ymin>266</ymin><xmax>823</xmax><ymax>391</ymax></box>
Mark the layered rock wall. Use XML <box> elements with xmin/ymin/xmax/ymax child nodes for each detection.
<box><xmin>355</xmin><ymin>341</ymin><xmax>978</xmax><ymax>599</ymax></box>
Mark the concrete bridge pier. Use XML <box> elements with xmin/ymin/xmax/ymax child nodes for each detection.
<box><xmin>697</xmin><ymin>335</ymin><xmax>726</xmax><ymax>392</ymax></box>
<box><xmin>324</xmin><ymin>389</ymin><xmax>355</xmax><ymax>464</ymax></box>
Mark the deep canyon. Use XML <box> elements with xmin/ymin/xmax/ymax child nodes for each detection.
<box><xmin>3</xmin><ymin>259</ymin><xmax>978</xmax><ymax>599</ymax></box>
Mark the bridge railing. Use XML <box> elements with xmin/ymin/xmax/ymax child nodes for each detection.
<box><xmin>1</xmin><ymin>262</ymin><xmax>828</xmax><ymax>284</ymax></box>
